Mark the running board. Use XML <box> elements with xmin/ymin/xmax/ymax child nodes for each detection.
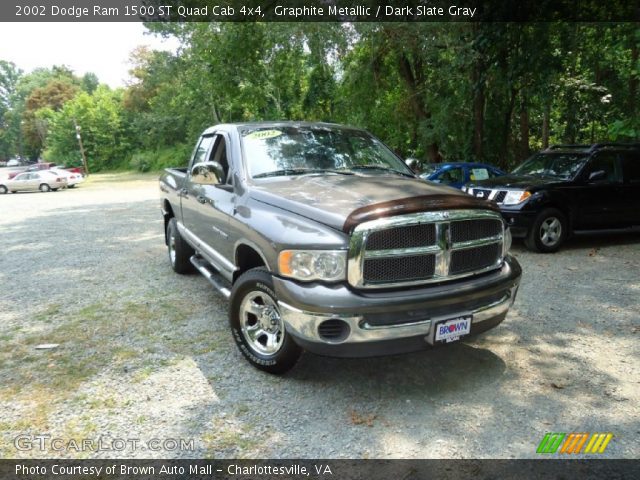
<box><xmin>190</xmin><ymin>255</ymin><xmax>231</xmax><ymax>298</ymax></box>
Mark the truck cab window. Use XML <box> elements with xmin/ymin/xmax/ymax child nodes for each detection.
<box><xmin>210</xmin><ymin>135</ymin><xmax>230</xmax><ymax>183</ymax></box>
<box><xmin>191</xmin><ymin>135</ymin><xmax>215</xmax><ymax>168</ymax></box>
<box><xmin>586</xmin><ymin>152</ymin><xmax>621</xmax><ymax>183</ymax></box>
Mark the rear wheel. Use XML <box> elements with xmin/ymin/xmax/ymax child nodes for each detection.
<box><xmin>229</xmin><ymin>268</ymin><xmax>302</xmax><ymax>374</ymax></box>
<box><xmin>524</xmin><ymin>208</ymin><xmax>568</xmax><ymax>253</ymax></box>
<box><xmin>166</xmin><ymin>217</ymin><xmax>194</xmax><ymax>273</ymax></box>
<box><xmin>39</xmin><ymin>183</ymin><xmax>51</xmax><ymax>192</ymax></box>
<box><xmin>0</xmin><ymin>185</ymin><xmax>7</xmax><ymax>194</ymax></box>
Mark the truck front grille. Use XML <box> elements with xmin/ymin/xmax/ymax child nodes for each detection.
<box><xmin>366</xmin><ymin>223</ymin><xmax>436</xmax><ymax>250</ymax></box>
<box><xmin>348</xmin><ymin>210</ymin><xmax>504</xmax><ymax>289</ymax></box>
<box><xmin>469</xmin><ymin>188</ymin><xmax>508</xmax><ymax>204</ymax></box>
<box><xmin>450</xmin><ymin>218</ymin><xmax>502</xmax><ymax>243</ymax></box>
<box><xmin>450</xmin><ymin>243</ymin><xmax>502</xmax><ymax>275</ymax></box>
<box><xmin>363</xmin><ymin>254</ymin><xmax>436</xmax><ymax>283</ymax></box>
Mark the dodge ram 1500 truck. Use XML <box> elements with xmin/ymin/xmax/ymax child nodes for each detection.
<box><xmin>160</xmin><ymin>122</ymin><xmax>522</xmax><ymax>373</ymax></box>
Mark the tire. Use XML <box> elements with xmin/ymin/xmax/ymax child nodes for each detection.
<box><xmin>229</xmin><ymin>268</ymin><xmax>302</xmax><ymax>374</ymax></box>
<box><xmin>39</xmin><ymin>183</ymin><xmax>51</xmax><ymax>192</ymax></box>
<box><xmin>166</xmin><ymin>217</ymin><xmax>195</xmax><ymax>274</ymax></box>
<box><xmin>68</xmin><ymin>185</ymin><xmax>76</xmax><ymax>189</ymax></box>
<box><xmin>0</xmin><ymin>185</ymin><xmax>7</xmax><ymax>194</ymax></box>
<box><xmin>524</xmin><ymin>208</ymin><xmax>568</xmax><ymax>253</ymax></box>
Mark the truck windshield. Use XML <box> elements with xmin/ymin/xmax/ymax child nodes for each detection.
<box><xmin>241</xmin><ymin>126</ymin><xmax>414</xmax><ymax>179</ymax></box>
<box><xmin>512</xmin><ymin>152</ymin><xmax>588</xmax><ymax>180</ymax></box>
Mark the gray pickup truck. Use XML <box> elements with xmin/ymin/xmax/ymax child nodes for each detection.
<box><xmin>160</xmin><ymin>122</ymin><xmax>522</xmax><ymax>373</ymax></box>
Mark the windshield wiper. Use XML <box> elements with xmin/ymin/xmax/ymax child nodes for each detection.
<box><xmin>253</xmin><ymin>168</ymin><xmax>354</xmax><ymax>179</ymax></box>
<box><xmin>347</xmin><ymin>165</ymin><xmax>414</xmax><ymax>178</ymax></box>
<box><xmin>253</xmin><ymin>168</ymin><xmax>317</xmax><ymax>178</ymax></box>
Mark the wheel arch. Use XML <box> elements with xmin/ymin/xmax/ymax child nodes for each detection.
<box><xmin>529</xmin><ymin>191</ymin><xmax>575</xmax><ymax>233</ymax></box>
<box><xmin>234</xmin><ymin>242</ymin><xmax>270</xmax><ymax>283</ymax></box>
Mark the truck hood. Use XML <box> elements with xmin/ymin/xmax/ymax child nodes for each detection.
<box><xmin>250</xmin><ymin>174</ymin><xmax>497</xmax><ymax>232</ymax></box>
<box><xmin>468</xmin><ymin>174</ymin><xmax>565</xmax><ymax>190</ymax></box>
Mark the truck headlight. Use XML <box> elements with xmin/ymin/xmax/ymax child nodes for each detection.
<box><xmin>278</xmin><ymin>250</ymin><xmax>347</xmax><ymax>282</ymax></box>
<box><xmin>503</xmin><ymin>190</ymin><xmax>531</xmax><ymax>205</ymax></box>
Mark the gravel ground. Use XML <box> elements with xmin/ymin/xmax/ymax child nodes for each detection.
<box><xmin>0</xmin><ymin>172</ymin><xmax>638</xmax><ymax>459</ymax></box>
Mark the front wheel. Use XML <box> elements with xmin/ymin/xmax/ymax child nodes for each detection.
<box><xmin>229</xmin><ymin>268</ymin><xmax>302</xmax><ymax>374</ymax></box>
<box><xmin>524</xmin><ymin>208</ymin><xmax>568</xmax><ymax>253</ymax></box>
<box><xmin>39</xmin><ymin>183</ymin><xmax>51</xmax><ymax>192</ymax></box>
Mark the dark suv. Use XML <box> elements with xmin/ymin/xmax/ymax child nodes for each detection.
<box><xmin>464</xmin><ymin>143</ymin><xmax>640</xmax><ymax>252</ymax></box>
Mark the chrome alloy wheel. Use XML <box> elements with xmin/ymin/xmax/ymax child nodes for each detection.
<box><xmin>239</xmin><ymin>291</ymin><xmax>284</xmax><ymax>356</ymax></box>
<box><xmin>540</xmin><ymin>216</ymin><xmax>562</xmax><ymax>246</ymax></box>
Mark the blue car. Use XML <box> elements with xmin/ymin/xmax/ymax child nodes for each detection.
<box><xmin>419</xmin><ymin>162</ymin><xmax>506</xmax><ymax>189</ymax></box>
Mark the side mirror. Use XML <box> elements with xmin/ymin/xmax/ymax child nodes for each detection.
<box><xmin>405</xmin><ymin>157</ymin><xmax>420</xmax><ymax>173</ymax></box>
<box><xmin>191</xmin><ymin>162</ymin><xmax>225</xmax><ymax>185</ymax></box>
<box><xmin>588</xmin><ymin>170</ymin><xmax>606</xmax><ymax>182</ymax></box>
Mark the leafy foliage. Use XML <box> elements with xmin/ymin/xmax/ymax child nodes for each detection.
<box><xmin>0</xmin><ymin>23</ymin><xmax>638</xmax><ymax>171</ymax></box>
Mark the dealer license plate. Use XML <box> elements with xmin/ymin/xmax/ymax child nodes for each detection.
<box><xmin>435</xmin><ymin>315</ymin><xmax>472</xmax><ymax>343</ymax></box>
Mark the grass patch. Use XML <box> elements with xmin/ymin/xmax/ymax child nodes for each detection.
<box><xmin>202</xmin><ymin>418</ymin><xmax>260</xmax><ymax>458</ymax></box>
<box><xmin>0</xmin><ymin>294</ymin><xmax>197</xmax><ymax>439</ymax></box>
<box><xmin>34</xmin><ymin>303</ymin><xmax>63</xmax><ymax>323</ymax></box>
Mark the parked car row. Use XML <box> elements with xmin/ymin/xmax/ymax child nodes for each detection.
<box><xmin>1</xmin><ymin>162</ymin><xmax>84</xmax><ymax>194</ymax></box>
<box><xmin>0</xmin><ymin>170</ymin><xmax>70</xmax><ymax>193</ymax></box>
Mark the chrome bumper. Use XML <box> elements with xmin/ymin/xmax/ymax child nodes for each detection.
<box><xmin>278</xmin><ymin>284</ymin><xmax>518</xmax><ymax>346</ymax></box>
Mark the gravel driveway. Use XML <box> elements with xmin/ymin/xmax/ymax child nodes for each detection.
<box><xmin>0</xmin><ymin>173</ymin><xmax>638</xmax><ymax>459</ymax></box>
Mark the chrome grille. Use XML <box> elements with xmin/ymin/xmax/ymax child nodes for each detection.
<box><xmin>494</xmin><ymin>191</ymin><xmax>508</xmax><ymax>203</ymax></box>
<box><xmin>363</xmin><ymin>254</ymin><xmax>436</xmax><ymax>283</ymax></box>
<box><xmin>469</xmin><ymin>188</ymin><xmax>508</xmax><ymax>203</ymax></box>
<box><xmin>451</xmin><ymin>219</ymin><xmax>502</xmax><ymax>243</ymax></box>
<box><xmin>348</xmin><ymin>210</ymin><xmax>504</xmax><ymax>289</ymax></box>
<box><xmin>366</xmin><ymin>224</ymin><xmax>436</xmax><ymax>250</ymax></box>
<box><xmin>450</xmin><ymin>243</ymin><xmax>502</xmax><ymax>275</ymax></box>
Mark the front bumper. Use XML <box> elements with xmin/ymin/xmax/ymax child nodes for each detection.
<box><xmin>500</xmin><ymin>208</ymin><xmax>536</xmax><ymax>238</ymax></box>
<box><xmin>274</xmin><ymin>255</ymin><xmax>522</xmax><ymax>357</ymax></box>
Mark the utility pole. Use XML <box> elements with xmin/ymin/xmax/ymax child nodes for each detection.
<box><xmin>73</xmin><ymin>118</ymin><xmax>89</xmax><ymax>177</ymax></box>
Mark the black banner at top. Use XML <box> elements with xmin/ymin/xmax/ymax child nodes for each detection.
<box><xmin>3</xmin><ymin>0</ymin><xmax>640</xmax><ymax>22</ymax></box>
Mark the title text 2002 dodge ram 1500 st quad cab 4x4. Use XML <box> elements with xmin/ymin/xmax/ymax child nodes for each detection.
<box><xmin>160</xmin><ymin>122</ymin><xmax>522</xmax><ymax>373</ymax></box>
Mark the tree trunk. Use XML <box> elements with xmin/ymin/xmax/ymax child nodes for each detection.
<box><xmin>500</xmin><ymin>87</ymin><xmax>517</xmax><ymax>170</ymax></box>
<box><xmin>630</xmin><ymin>42</ymin><xmax>639</xmax><ymax>115</ymax></box>
<box><xmin>472</xmin><ymin>66</ymin><xmax>485</xmax><ymax>161</ymax></box>
<box><xmin>395</xmin><ymin>45</ymin><xmax>441</xmax><ymax>162</ymax></box>
<box><xmin>519</xmin><ymin>100</ymin><xmax>529</xmax><ymax>161</ymax></box>
<box><xmin>542</xmin><ymin>101</ymin><xmax>550</xmax><ymax>148</ymax></box>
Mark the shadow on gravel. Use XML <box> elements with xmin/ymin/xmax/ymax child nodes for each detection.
<box><xmin>290</xmin><ymin>343</ymin><xmax>505</xmax><ymax>396</ymax></box>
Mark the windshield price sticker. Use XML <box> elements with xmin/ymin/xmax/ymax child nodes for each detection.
<box><xmin>244</xmin><ymin>130</ymin><xmax>283</xmax><ymax>141</ymax></box>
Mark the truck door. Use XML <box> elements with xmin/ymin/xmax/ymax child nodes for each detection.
<box><xmin>184</xmin><ymin>133</ymin><xmax>237</xmax><ymax>275</ymax></box>
<box><xmin>620</xmin><ymin>150</ymin><xmax>640</xmax><ymax>225</ymax></box>
<box><xmin>180</xmin><ymin>134</ymin><xmax>215</xmax><ymax>233</ymax></box>
<box><xmin>575</xmin><ymin>151</ymin><xmax>625</xmax><ymax>228</ymax></box>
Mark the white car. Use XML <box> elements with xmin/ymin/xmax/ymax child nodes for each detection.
<box><xmin>0</xmin><ymin>171</ymin><xmax>67</xmax><ymax>193</ymax></box>
<box><xmin>50</xmin><ymin>168</ymin><xmax>84</xmax><ymax>188</ymax></box>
